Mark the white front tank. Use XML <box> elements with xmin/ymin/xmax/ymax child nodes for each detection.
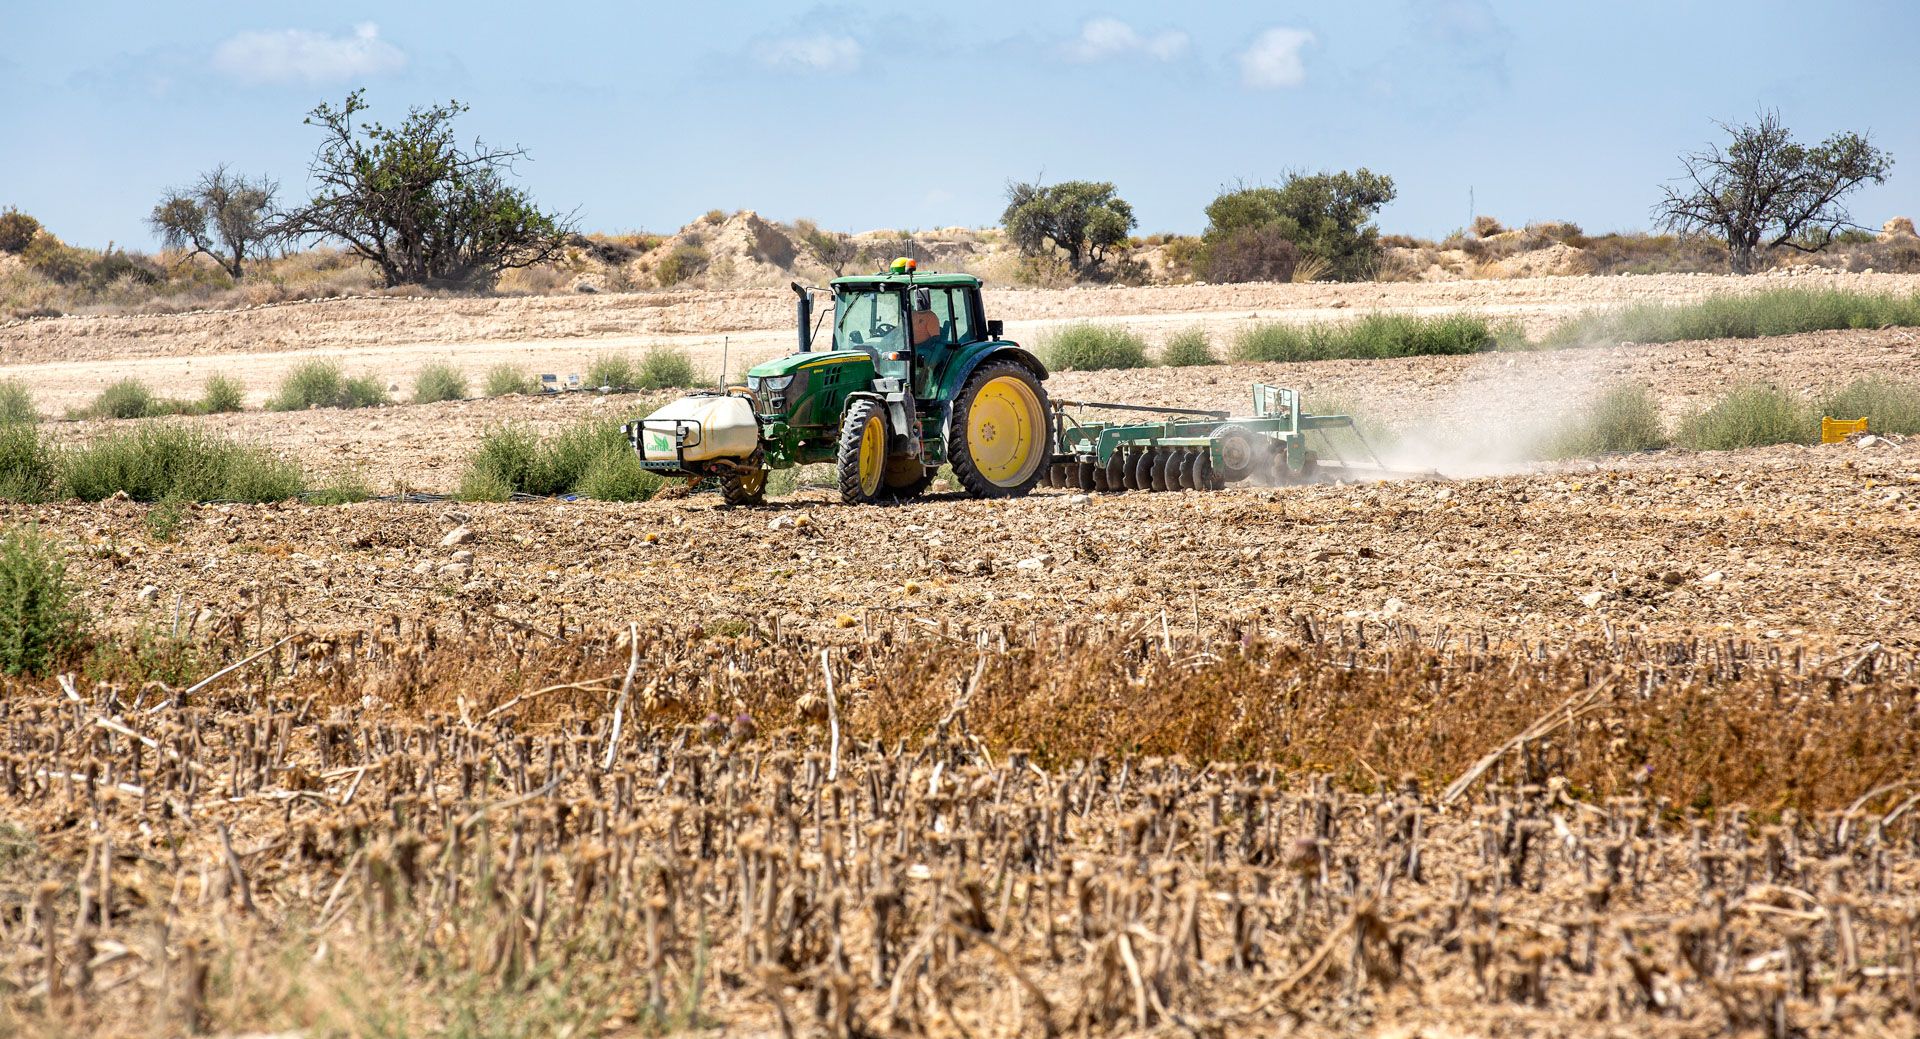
<box><xmin>638</xmin><ymin>393</ymin><xmax>761</xmax><ymax>463</ymax></box>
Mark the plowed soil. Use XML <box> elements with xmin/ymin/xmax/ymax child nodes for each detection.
<box><xmin>8</xmin><ymin>273</ymin><xmax>1920</xmax><ymax>649</ymax></box>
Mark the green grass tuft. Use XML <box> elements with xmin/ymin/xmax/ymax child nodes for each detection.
<box><xmin>1817</xmin><ymin>377</ymin><xmax>1920</xmax><ymax>436</ymax></box>
<box><xmin>200</xmin><ymin>374</ymin><xmax>245</xmax><ymax>414</ymax></box>
<box><xmin>413</xmin><ymin>363</ymin><xmax>469</xmax><ymax>403</ymax></box>
<box><xmin>1231</xmin><ymin>313</ymin><xmax>1495</xmax><ymax>363</ymax></box>
<box><xmin>1542</xmin><ymin>384</ymin><xmax>1670</xmax><ymax>458</ymax></box>
<box><xmin>1677</xmin><ymin>384</ymin><xmax>1817</xmax><ymax>452</ymax></box>
<box><xmin>638</xmin><ymin>347</ymin><xmax>699</xmax><ymax>389</ymax></box>
<box><xmin>85</xmin><ymin>377</ymin><xmax>158</xmax><ymax>419</ymax></box>
<box><xmin>60</xmin><ymin>425</ymin><xmax>304</xmax><ymax>503</ymax></box>
<box><xmin>1540</xmin><ymin>288</ymin><xmax>1920</xmax><ymax>348</ymax></box>
<box><xmin>586</xmin><ymin>353</ymin><xmax>638</xmax><ymax>391</ymax></box>
<box><xmin>0</xmin><ymin>526</ymin><xmax>87</xmax><ymax>677</ymax></box>
<box><xmin>0</xmin><ymin>423</ymin><xmax>58</xmax><ymax>503</ymax></box>
<box><xmin>484</xmin><ymin>365</ymin><xmax>537</xmax><ymax>397</ymax></box>
<box><xmin>269</xmin><ymin>361</ymin><xmax>390</xmax><ymax>411</ymax></box>
<box><xmin>0</xmin><ymin>379</ymin><xmax>36</xmax><ymax>424</ymax></box>
<box><xmin>1159</xmin><ymin>328</ymin><xmax>1218</xmax><ymax>367</ymax></box>
<box><xmin>1039</xmin><ymin>324</ymin><xmax>1150</xmax><ymax>371</ymax></box>
<box><xmin>460</xmin><ymin>420</ymin><xmax>657</xmax><ymax>502</ymax></box>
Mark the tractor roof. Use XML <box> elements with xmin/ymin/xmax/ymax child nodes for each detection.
<box><xmin>830</xmin><ymin>272</ymin><xmax>981</xmax><ymax>289</ymax></box>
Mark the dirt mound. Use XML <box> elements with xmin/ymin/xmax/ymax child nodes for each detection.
<box><xmin>1487</xmin><ymin>241</ymin><xmax>1594</xmax><ymax>278</ymax></box>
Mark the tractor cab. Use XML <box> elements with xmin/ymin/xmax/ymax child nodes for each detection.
<box><xmin>825</xmin><ymin>259</ymin><xmax>997</xmax><ymax>399</ymax></box>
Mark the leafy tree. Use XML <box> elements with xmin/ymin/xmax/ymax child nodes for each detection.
<box><xmin>149</xmin><ymin>165</ymin><xmax>278</xmax><ymax>280</ymax></box>
<box><xmin>1656</xmin><ymin>111</ymin><xmax>1893</xmax><ymax>275</ymax></box>
<box><xmin>275</xmin><ymin>91</ymin><xmax>574</xmax><ymax>289</ymax></box>
<box><xmin>1204</xmin><ymin>169</ymin><xmax>1396</xmax><ymax>281</ymax></box>
<box><xmin>0</xmin><ymin>208</ymin><xmax>40</xmax><ymax>254</ymax></box>
<box><xmin>1001</xmin><ymin>181</ymin><xmax>1137</xmax><ymax>275</ymax></box>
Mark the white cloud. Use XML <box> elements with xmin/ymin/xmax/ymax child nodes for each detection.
<box><xmin>754</xmin><ymin>33</ymin><xmax>862</xmax><ymax>74</ymax></box>
<box><xmin>213</xmin><ymin>23</ymin><xmax>406</xmax><ymax>85</ymax></box>
<box><xmin>1064</xmin><ymin>18</ymin><xmax>1190</xmax><ymax>63</ymax></box>
<box><xmin>1239</xmin><ymin>27</ymin><xmax>1314</xmax><ymax>89</ymax></box>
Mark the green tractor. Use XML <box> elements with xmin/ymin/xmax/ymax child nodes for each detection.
<box><xmin>626</xmin><ymin>259</ymin><xmax>1052</xmax><ymax>505</ymax></box>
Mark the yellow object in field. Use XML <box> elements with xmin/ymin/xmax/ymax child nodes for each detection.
<box><xmin>1822</xmin><ymin>416</ymin><xmax>1869</xmax><ymax>444</ymax></box>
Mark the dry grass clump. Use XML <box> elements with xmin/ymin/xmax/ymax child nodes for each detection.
<box><xmin>2</xmin><ymin>617</ymin><xmax>1918</xmax><ymax>1037</ymax></box>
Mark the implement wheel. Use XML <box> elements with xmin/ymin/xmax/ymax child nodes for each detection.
<box><xmin>720</xmin><ymin>467</ymin><xmax>767</xmax><ymax>507</ymax></box>
<box><xmin>883</xmin><ymin>456</ymin><xmax>933</xmax><ymax>500</ymax></box>
<box><xmin>837</xmin><ymin>399</ymin><xmax>890</xmax><ymax>504</ymax></box>
<box><xmin>950</xmin><ymin>361</ymin><xmax>1049</xmax><ymax>499</ymax></box>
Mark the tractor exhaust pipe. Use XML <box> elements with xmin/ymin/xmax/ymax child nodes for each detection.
<box><xmin>791</xmin><ymin>281</ymin><xmax>812</xmax><ymax>353</ymax></box>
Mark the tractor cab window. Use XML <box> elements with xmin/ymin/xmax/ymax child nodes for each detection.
<box><xmin>834</xmin><ymin>289</ymin><xmax>905</xmax><ymax>353</ymax></box>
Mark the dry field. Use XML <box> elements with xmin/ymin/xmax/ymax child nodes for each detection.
<box><xmin>4</xmin><ymin>273</ymin><xmax>1920</xmax><ymax>1037</ymax></box>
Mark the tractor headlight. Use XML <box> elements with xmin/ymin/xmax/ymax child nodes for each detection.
<box><xmin>754</xmin><ymin>375</ymin><xmax>794</xmax><ymax>393</ymax></box>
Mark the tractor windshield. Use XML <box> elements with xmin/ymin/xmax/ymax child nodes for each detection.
<box><xmin>833</xmin><ymin>288</ymin><xmax>905</xmax><ymax>353</ymax></box>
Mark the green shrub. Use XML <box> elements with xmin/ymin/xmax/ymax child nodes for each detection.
<box><xmin>1817</xmin><ymin>377</ymin><xmax>1920</xmax><ymax>435</ymax></box>
<box><xmin>340</xmin><ymin>374</ymin><xmax>392</xmax><ymax>408</ymax></box>
<box><xmin>577</xmin><ymin>449</ymin><xmax>665</xmax><ymax>502</ymax></box>
<box><xmin>484</xmin><ymin>365</ymin><xmax>537</xmax><ymax>397</ymax></box>
<box><xmin>87</xmin><ymin>377</ymin><xmax>157</xmax><ymax>419</ymax></box>
<box><xmin>0</xmin><ymin>526</ymin><xmax>86</xmax><ymax>677</ymax></box>
<box><xmin>1231</xmin><ymin>313</ymin><xmax>1494</xmax><ymax>363</ymax></box>
<box><xmin>1677</xmin><ymin>385</ymin><xmax>1817</xmax><ymax>452</ymax></box>
<box><xmin>413</xmin><ymin>362</ymin><xmax>469</xmax><ymax>403</ymax></box>
<box><xmin>0</xmin><ymin>380</ymin><xmax>35</xmax><ymax>424</ymax></box>
<box><xmin>200</xmin><ymin>374</ymin><xmax>245</xmax><ymax>414</ymax></box>
<box><xmin>308</xmin><ymin>470</ymin><xmax>374</xmax><ymax>505</ymax></box>
<box><xmin>638</xmin><ymin>347</ymin><xmax>698</xmax><ymax>389</ymax></box>
<box><xmin>587</xmin><ymin>353</ymin><xmax>639</xmax><ymax>391</ymax></box>
<box><xmin>0</xmin><ymin>209</ymin><xmax>40</xmax><ymax>254</ymax></box>
<box><xmin>143</xmin><ymin>495</ymin><xmax>188</xmax><ymax>542</ymax></box>
<box><xmin>1039</xmin><ymin>324</ymin><xmax>1150</xmax><ymax>371</ymax></box>
<box><xmin>0</xmin><ymin>424</ymin><xmax>57</xmax><ymax>502</ymax></box>
<box><xmin>60</xmin><ymin>425</ymin><xmax>304</xmax><ymax>502</ymax></box>
<box><xmin>460</xmin><ymin>420</ymin><xmax>652</xmax><ymax>500</ymax></box>
<box><xmin>269</xmin><ymin>360</ymin><xmax>345</xmax><ymax>411</ymax></box>
<box><xmin>1160</xmin><ymin>328</ymin><xmax>1217</xmax><ymax>367</ymax></box>
<box><xmin>1542</xmin><ymin>384</ymin><xmax>1669</xmax><ymax>458</ymax></box>
<box><xmin>655</xmin><ymin>244</ymin><xmax>709</xmax><ymax>286</ymax></box>
<box><xmin>1540</xmin><ymin>289</ymin><xmax>1920</xmax><ymax>348</ymax></box>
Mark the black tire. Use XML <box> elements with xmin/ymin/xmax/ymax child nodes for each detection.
<box><xmin>837</xmin><ymin>399</ymin><xmax>890</xmax><ymax>504</ymax></box>
<box><xmin>949</xmin><ymin>361</ymin><xmax>1050</xmax><ymax>499</ymax></box>
<box><xmin>1211</xmin><ymin>424</ymin><xmax>1270</xmax><ymax>485</ymax></box>
<box><xmin>720</xmin><ymin>467</ymin><xmax>767</xmax><ymax>507</ymax></box>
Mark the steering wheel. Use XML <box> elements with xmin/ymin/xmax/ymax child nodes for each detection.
<box><xmin>871</xmin><ymin>322</ymin><xmax>897</xmax><ymax>337</ymax></box>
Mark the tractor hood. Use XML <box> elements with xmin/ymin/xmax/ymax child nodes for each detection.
<box><xmin>744</xmin><ymin>349</ymin><xmax>871</xmax><ymax>379</ymax></box>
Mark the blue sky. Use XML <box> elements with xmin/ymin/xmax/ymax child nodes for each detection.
<box><xmin>4</xmin><ymin>2</ymin><xmax>1915</xmax><ymax>249</ymax></box>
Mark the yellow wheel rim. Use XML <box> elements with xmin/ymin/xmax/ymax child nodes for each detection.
<box><xmin>967</xmin><ymin>376</ymin><xmax>1044</xmax><ymax>485</ymax></box>
<box><xmin>740</xmin><ymin>468</ymin><xmax>766</xmax><ymax>493</ymax></box>
<box><xmin>857</xmin><ymin>414</ymin><xmax>885</xmax><ymax>496</ymax></box>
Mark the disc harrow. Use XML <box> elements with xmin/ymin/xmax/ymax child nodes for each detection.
<box><xmin>1043</xmin><ymin>383</ymin><xmax>1418</xmax><ymax>493</ymax></box>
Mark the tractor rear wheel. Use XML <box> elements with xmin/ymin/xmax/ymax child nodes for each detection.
<box><xmin>837</xmin><ymin>399</ymin><xmax>890</xmax><ymax>504</ymax></box>
<box><xmin>720</xmin><ymin>467</ymin><xmax>767</xmax><ymax>507</ymax></box>
<box><xmin>950</xmin><ymin>361</ymin><xmax>1049</xmax><ymax>499</ymax></box>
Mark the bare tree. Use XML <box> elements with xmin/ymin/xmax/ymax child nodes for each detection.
<box><xmin>274</xmin><ymin>91</ymin><xmax>574</xmax><ymax>289</ymax></box>
<box><xmin>796</xmin><ymin>221</ymin><xmax>860</xmax><ymax>276</ymax></box>
<box><xmin>149</xmin><ymin>165</ymin><xmax>278</xmax><ymax>280</ymax></box>
<box><xmin>1656</xmin><ymin>111</ymin><xmax>1892</xmax><ymax>275</ymax></box>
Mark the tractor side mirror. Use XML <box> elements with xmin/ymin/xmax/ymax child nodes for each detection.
<box><xmin>987</xmin><ymin>319</ymin><xmax>1005</xmax><ymax>339</ymax></box>
<box><xmin>912</xmin><ymin>287</ymin><xmax>932</xmax><ymax>311</ymax></box>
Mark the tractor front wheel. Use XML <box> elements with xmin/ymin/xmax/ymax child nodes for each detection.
<box><xmin>882</xmin><ymin>456</ymin><xmax>934</xmax><ymax>500</ymax></box>
<box><xmin>719</xmin><ymin>467</ymin><xmax>767</xmax><ymax>507</ymax></box>
<box><xmin>950</xmin><ymin>362</ymin><xmax>1049</xmax><ymax>499</ymax></box>
<box><xmin>836</xmin><ymin>399</ymin><xmax>890</xmax><ymax>504</ymax></box>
